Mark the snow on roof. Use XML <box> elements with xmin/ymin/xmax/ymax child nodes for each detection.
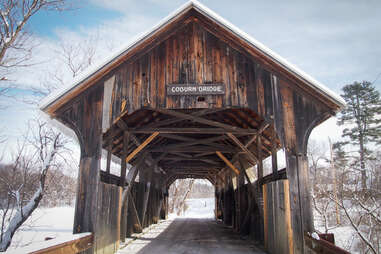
<box><xmin>40</xmin><ymin>0</ymin><xmax>346</xmax><ymax>112</ymax></box>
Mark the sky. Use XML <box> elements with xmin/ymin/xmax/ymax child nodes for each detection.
<box><xmin>1</xmin><ymin>0</ymin><xmax>381</xmax><ymax>162</ymax></box>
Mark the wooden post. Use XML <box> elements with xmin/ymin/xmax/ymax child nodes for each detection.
<box><xmin>128</xmin><ymin>191</ymin><xmax>143</xmax><ymax>232</ymax></box>
<box><xmin>106</xmin><ymin>143</ymin><xmax>112</xmax><ymax>182</ymax></box>
<box><xmin>284</xmin><ymin>180</ymin><xmax>294</xmax><ymax>254</ymax></box>
<box><xmin>263</xmin><ymin>184</ymin><xmax>268</xmax><ymax>250</ymax></box>
<box><xmin>120</xmin><ymin>155</ymin><xmax>145</xmax><ymax>241</ymax></box>
<box><xmin>140</xmin><ymin>169</ymin><xmax>152</xmax><ymax>227</ymax></box>
<box><xmin>72</xmin><ymin>86</ymin><xmax>103</xmax><ymax>254</ymax></box>
<box><xmin>285</xmin><ymin>152</ymin><xmax>314</xmax><ymax>254</ymax></box>
<box><xmin>271</xmin><ymin>127</ymin><xmax>278</xmax><ymax>177</ymax></box>
<box><xmin>257</xmin><ymin>135</ymin><xmax>263</xmax><ymax>179</ymax></box>
<box><xmin>120</xmin><ymin>132</ymin><xmax>130</xmax><ymax>187</ymax></box>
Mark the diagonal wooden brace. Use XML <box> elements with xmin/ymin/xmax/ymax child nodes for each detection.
<box><xmin>216</xmin><ymin>151</ymin><xmax>240</xmax><ymax>175</ymax></box>
<box><xmin>125</xmin><ymin>131</ymin><xmax>159</xmax><ymax>163</ymax></box>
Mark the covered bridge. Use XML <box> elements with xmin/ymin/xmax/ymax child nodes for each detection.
<box><xmin>40</xmin><ymin>1</ymin><xmax>345</xmax><ymax>254</ymax></box>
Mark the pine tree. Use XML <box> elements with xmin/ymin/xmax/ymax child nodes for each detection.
<box><xmin>337</xmin><ymin>81</ymin><xmax>381</xmax><ymax>190</ymax></box>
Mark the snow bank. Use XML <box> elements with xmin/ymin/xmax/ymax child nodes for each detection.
<box><xmin>4</xmin><ymin>206</ymin><xmax>75</xmax><ymax>252</ymax></box>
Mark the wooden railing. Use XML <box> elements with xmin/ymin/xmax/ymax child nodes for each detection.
<box><xmin>305</xmin><ymin>233</ymin><xmax>350</xmax><ymax>254</ymax></box>
<box><xmin>15</xmin><ymin>233</ymin><xmax>93</xmax><ymax>254</ymax></box>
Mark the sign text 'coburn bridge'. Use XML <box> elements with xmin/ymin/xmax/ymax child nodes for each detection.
<box><xmin>166</xmin><ymin>84</ymin><xmax>225</xmax><ymax>96</ymax></box>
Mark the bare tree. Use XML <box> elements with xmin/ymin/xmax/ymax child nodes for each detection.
<box><xmin>168</xmin><ymin>179</ymin><xmax>195</xmax><ymax>215</ymax></box>
<box><xmin>0</xmin><ymin>0</ymin><xmax>70</xmax><ymax>82</ymax></box>
<box><xmin>0</xmin><ymin>119</ymin><xmax>66</xmax><ymax>251</ymax></box>
<box><xmin>30</xmin><ymin>33</ymin><xmax>98</xmax><ymax>101</ymax></box>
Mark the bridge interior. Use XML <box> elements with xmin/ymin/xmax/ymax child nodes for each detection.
<box><xmin>103</xmin><ymin>107</ymin><xmax>280</xmax><ymax>186</ymax></box>
<box><xmin>96</xmin><ymin>106</ymin><xmax>287</xmax><ymax>254</ymax></box>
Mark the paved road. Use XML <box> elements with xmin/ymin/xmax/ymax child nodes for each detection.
<box><xmin>118</xmin><ymin>218</ymin><xmax>266</xmax><ymax>254</ymax></box>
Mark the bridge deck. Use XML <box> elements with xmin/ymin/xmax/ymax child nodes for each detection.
<box><xmin>118</xmin><ymin>218</ymin><xmax>265</xmax><ymax>254</ymax></box>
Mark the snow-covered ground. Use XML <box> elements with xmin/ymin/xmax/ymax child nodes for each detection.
<box><xmin>169</xmin><ymin>198</ymin><xmax>215</xmax><ymax>219</ymax></box>
<box><xmin>5</xmin><ymin>206</ymin><xmax>75</xmax><ymax>253</ymax></box>
<box><xmin>314</xmin><ymin>211</ymin><xmax>359</xmax><ymax>253</ymax></box>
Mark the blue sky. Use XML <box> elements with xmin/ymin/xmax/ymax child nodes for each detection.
<box><xmin>1</xmin><ymin>0</ymin><xmax>381</xmax><ymax>161</ymax></box>
<box><xmin>28</xmin><ymin>1</ymin><xmax>122</xmax><ymax>38</ymax></box>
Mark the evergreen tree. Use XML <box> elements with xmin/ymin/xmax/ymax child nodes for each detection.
<box><xmin>337</xmin><ymin>81</ymin><xmax>381</xmax><ymax>190</ymax></box>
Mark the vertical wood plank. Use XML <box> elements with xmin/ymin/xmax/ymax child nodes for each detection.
<box><xmin>284</xmin><ymin>180</ymin><xmax>294</xmax><ymax>254</ymax></box>
<box><xmin>262</xmin><ymin>184</ymin><xmax>268</xmax><ymax>251</ymax></box>
<box><xmin>257</xmin><ymin>135</ymin><xmax>263</xmax><ymax>179</ymax></box>
<box><xmin>120</xmin><ymin>132</ymin><xmax>130</xmax><ymax>187</ymax></box>
<box><xmin>272</xmin><ymin>126</ymin><xmax>278</xmax><ymax>177</ymax></box>
<box><xmin>116</xmin><ymin>186</ymin><xmax>122</xmax><ymax>250</ymax></box>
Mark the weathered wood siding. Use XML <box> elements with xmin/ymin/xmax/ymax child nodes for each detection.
<box><xmin>263</xmin><ymin>180</ymin><xmax>293</xmax><ymax>254</ymax></box>
<box><xmin>95</xmin><ymin>182</ymin><xmax>122</xmax><ymax>254</ymax></box>
<box><xmin>101</xmin><ymin>21</ymin><xmax>329</xmax><ymax>129</ymax></box>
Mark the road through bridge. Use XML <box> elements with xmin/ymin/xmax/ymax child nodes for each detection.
<box><xmin>40</xmin><ymin>1</ymin><xmax>348</xmax><ymax>253</ymax></box>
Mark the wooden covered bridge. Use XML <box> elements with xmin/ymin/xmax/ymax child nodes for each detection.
<box><xmin>40</xmin><ymin>1</ymin><xmax>347</xmax><ymax>253</ymax></box>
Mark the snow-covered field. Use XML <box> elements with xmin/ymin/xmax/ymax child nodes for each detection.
<box><xmin>169</xmin><ymin>198</ymin><xmax>215</xmax><ymax>219</ymax></box>
<box><xmin>5</xmin><ymin>206</ymin><xmax>75</xmax><ymax>253</ymax></box>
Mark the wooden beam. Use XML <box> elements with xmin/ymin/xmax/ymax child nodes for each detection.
<box><xmin>167</xmin><ymin>151</ymin><xmax>193</xmax><ymax>158</ymax></box>
<box><xmin>27</xmin><ymin>233</ymin><xmax>93</xmax><ymax>254</ymax></box>
<box><xmin>150</xmin><ymin>146</ymin><xmax>236</xmax><ymax>153</ymax></box>
<box><xmin>130</xmin><ymin>128</ymin><xmax>257</xmax><ymax>135</ymax></box>
<box><xmin>192</xmin><ymin>151</ymin><xmax>216</xmax><ymax>158</ymax></box>
<box><xmin>141</xmin><ymin>170</ymin><xmax>152</xmax><ymax>227</ymax></box>
<box><xmin>154</xmin><ymin>108</ymin><xmax>256</xmax><ymax>133</ymax></box>
<box><xmin>163</xmin><ymin>157</ymin><xmax>221</xmax><ymax>165</ymax></box>
<box><xmin>143</xmin><ymin>108</ymin><xmax>225</xmax><ymax>129</ymax></box>
<box><xmin>128</xmin><ymin>191</ymin><xmax>142</xmax><ymax>232</ymax></box>
<box><xmin>159</xmin><ymin>133</ymin><xmax>195</xmax><ymax>142</ymax></box>
<box><xmin>257</xmin><ymin>134</ymin><xmax>263</xmax><ymax>179</ymax></box>
<box><xmin>216</xmin><ymin>151</ymin><xmax>239</xmax><ymax>175</ymax></box>
<box><xmin>218</xmin><ymin>132</ymin><xmax>263</xmax><ymax>176</ymax></box>
<box><xmin>227</xmin><ymin>133</ymin><xmax>258</xmax><ymax>162</ymax></box>
<box><xmin>238</xmin><ymin>157</ymin><xmax>252</xmax><ymax>184</ymax></box>
<box><xmin>263</xmin><ymin>184</ymin><xmax>268</xmax><ymax>250</ymax></box>
<box><xmin>284</xmin><ymin>180</ymin><xmax>294</xmax><ymax>254</ymax></box>
<box><xmin>120</xmin><ymin>132</ymin><xmax>130</xmax><ymax>187</ymax></box>
<box><xmin>115</xmin><ymin>119</ymin><xmax>166</xmax><ymax>175</ymax></box>
<box><xmin>271</xmin><ymin>126</ymin><xmax>278</xmax><ymax>177</ymax></box>
<box><xmin>155</xmin><ymin>134</ymin><xmax>231</xmax><ymax>151</ymax></box>
<box><xmin>125</xmin><ymin>132</ymin><xmax>159</xmax><ymax>163</ymax></box>
<box><xmin>121</xmin><ymin>154</ymin><xmax>146</xmax><ymax>205</ymax></box>
<box><xmin>149</xmin><ymin>143</ymin><xmax>237</xmax><ymax>153</ymax></box>
<box><xmin>106</xmin><ymin>144</ymin><xmax>112</xmax><ymax>175</ymax></box>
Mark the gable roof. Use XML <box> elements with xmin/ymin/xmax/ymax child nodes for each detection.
<box><xmin>40</xmin><ymin>0</ymin><xmax>345</xmax><ymax>114</ymax></box>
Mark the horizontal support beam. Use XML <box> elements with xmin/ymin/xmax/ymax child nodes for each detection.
<box><xmin>154</xmin><ymin>108</ymin><xmax>256</xmax><ymax>133</ymax></box>
<box><xmin>143</xmin><ymin>108</ymin><xmax>225</xmax><ymax>128</ymax></box>
<box><xmin>129</xmin><ymin>128</ymin><xmax>257</xmax><ymax>135</ymax></box>
<box><xmin>150</xmin><ymin>146</ymin><xmax>236</xmax><ymax>153</ymax></box>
